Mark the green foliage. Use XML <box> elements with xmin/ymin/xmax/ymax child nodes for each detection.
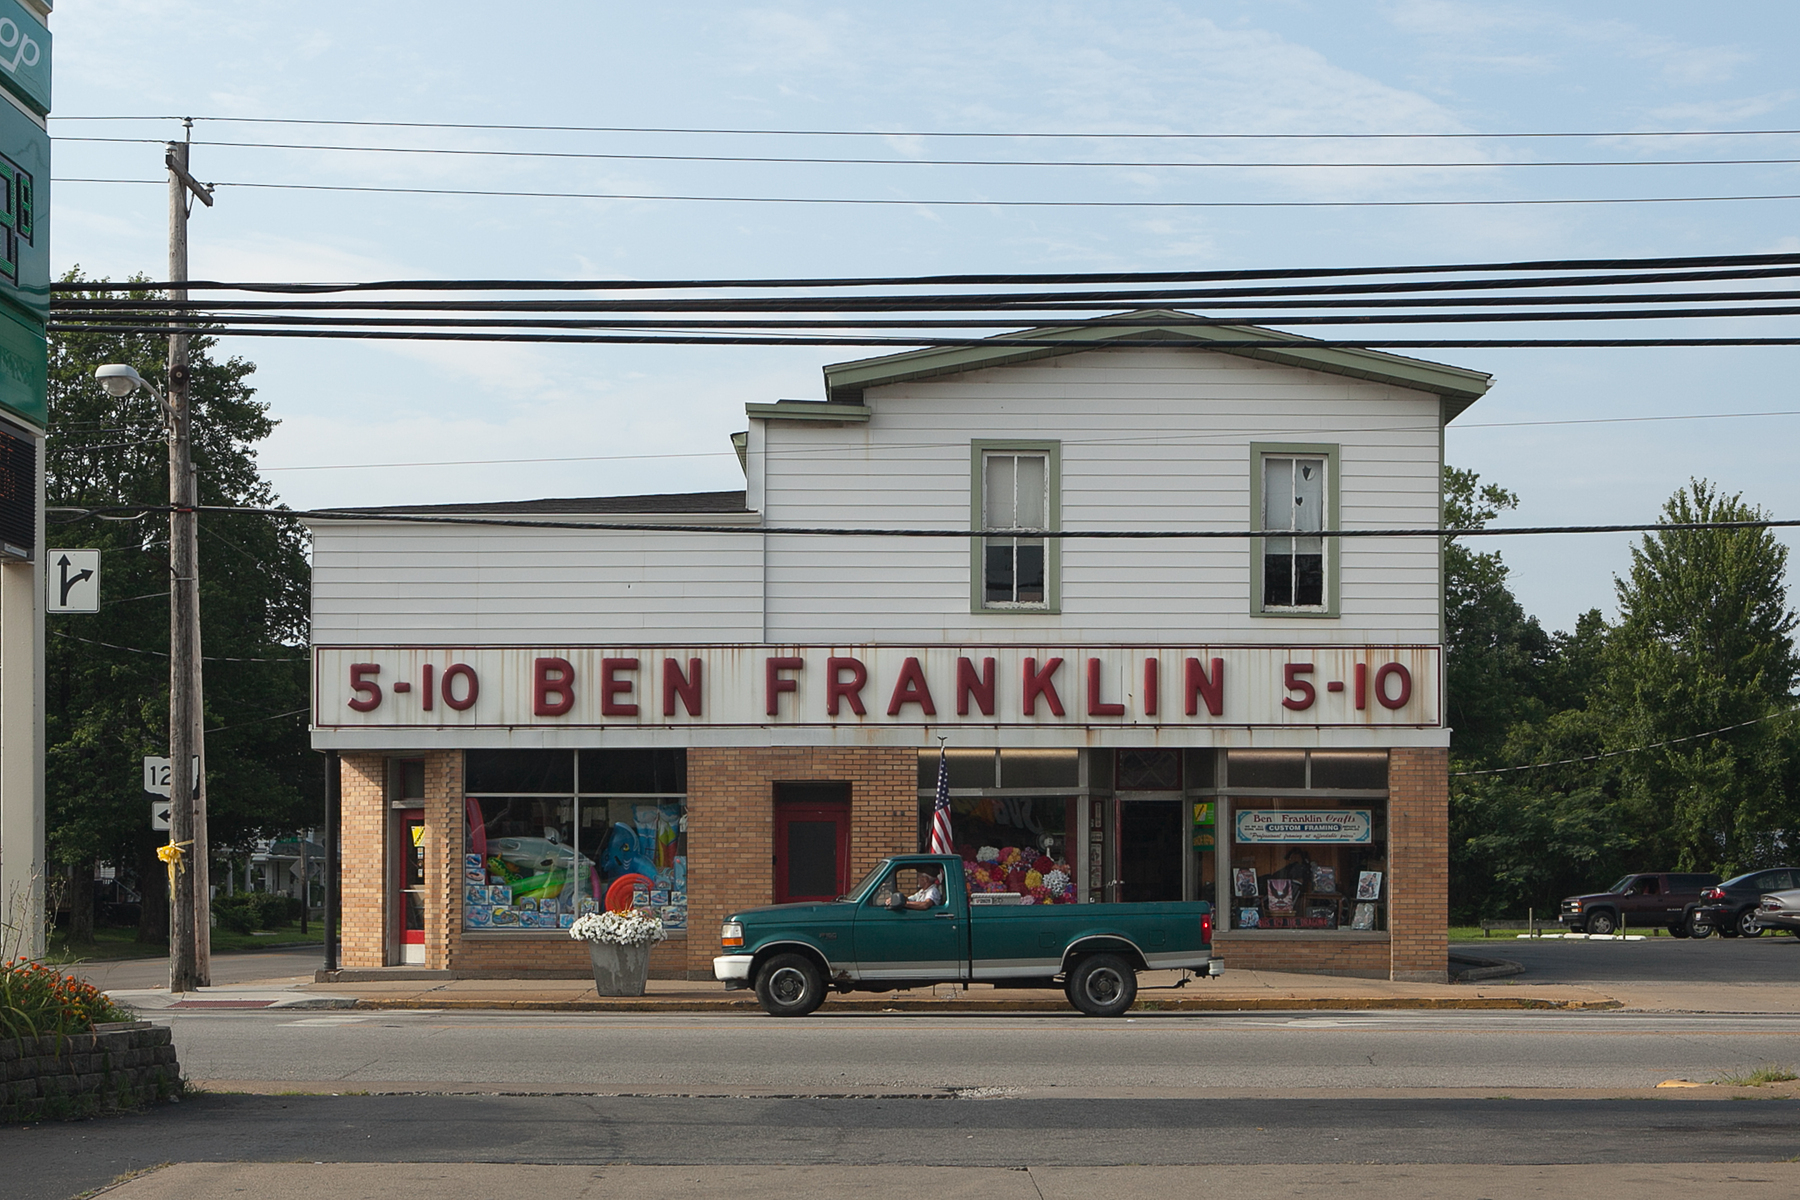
<box><xmin>1443</xmin><ymin>467</ymin><xmax>1553</xmax><ymax>764</ymax></box>
<box><xmin>45</xmin><ymin>270</ymin><xmax>319</xmax><ymax>923</ymax></box>
<box><xmin>212</xmin><ymin>892</ymin><xmax>301</xmax><ymax>934</ymax></box>
<box><xmin>1447</xmin><ymin>470</ymin><xmax>1800</xmax><ymax>920</ymax></box>
<box><xmin>0</xmin><ymin>957</ymin><xmax>134</xmax><ymax>1039</ymax></box>
<box><xmin>1601</xmin><ymin>480</ymin><xmax>1800</xmax><ymax>872</ymax></box>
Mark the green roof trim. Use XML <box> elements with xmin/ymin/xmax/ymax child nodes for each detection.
<box><xmin>821</xmin><ymin>311</ymin><xmax>1493</xmax><ymax>421</ymax></box>
<box><xmin>744</xmin><ymin>400</ymin><xmax>872</xmax><ymax>424</ymax></box>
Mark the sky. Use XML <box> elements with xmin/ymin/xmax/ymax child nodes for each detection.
<box><xmin>45</xmin><ymin>0</ymin><xmax>1800</xmax><ymax>633</ymax></box>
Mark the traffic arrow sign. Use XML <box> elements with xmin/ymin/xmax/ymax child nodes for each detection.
<box><xmin>46</xmin><ymin>548</ymin><xmax>99</xmax><ymax>613</ymax></box>
<box><xmin>150</xmin><ymin>800</ymin><xmax>171</xmax><ymax>831</ymax></box>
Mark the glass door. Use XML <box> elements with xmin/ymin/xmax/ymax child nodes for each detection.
<box><xmin>396</xmin><ymin>808</ymin><xmax>426</xmax><ymax>964</ymax></box>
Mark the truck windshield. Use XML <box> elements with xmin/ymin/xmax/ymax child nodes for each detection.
<box><xmin>1606</xmin><ymin>876</ymin><xmax>1637</xmax><ymax>894</ymax></box>
<box><xmin>841</xmin><ymin>861</ymin><xmax>892</xmax><ymax>903</ymax></box>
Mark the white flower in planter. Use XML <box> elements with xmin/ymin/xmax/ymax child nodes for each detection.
<box><xmin>568</xmin><ymin>909</ymin><xmax>667</xmax><ymax>947</ymax></box>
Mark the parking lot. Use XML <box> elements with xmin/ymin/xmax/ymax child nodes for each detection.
<box><xmin>1495</xmin><ymin>929</ymin><xmax>1800</xmax><ymax>983</ymax></box>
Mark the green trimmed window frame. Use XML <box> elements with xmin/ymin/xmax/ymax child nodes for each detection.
<box><xmin>970</xmin><ymin>439</ymin><xmax>1061</xmax><ymax>613</ymax></box>
<box><xmin>1250</xmin><ymin>441</ymin><xmax>1341</xmax><ymax>619</ymax></box>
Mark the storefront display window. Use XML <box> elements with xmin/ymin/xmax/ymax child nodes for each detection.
<box><xmin>918</xmin><ymin>749</ymin><xmax>1080</xmax><ymax>904</ymax></box>
<box><xmin>1217</xmin><ymin>750</ymin><xmax>1387</xmax><ymax>932</ymax></box>
<box><xmin>463</xmin><ymin>749</ymin><xmax>687</xmax><ymax>937</ymax></box>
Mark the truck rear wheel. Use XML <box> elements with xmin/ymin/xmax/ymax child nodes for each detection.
<box><xmin>755</xmin><ymin>952</ymin><xmax>826</xmax><ymax>1017</ymax></box>
<box><xmin>1067</xmin><ymin>954</ymin><xmax>1138</xmax><ymax>1017</ymax></box>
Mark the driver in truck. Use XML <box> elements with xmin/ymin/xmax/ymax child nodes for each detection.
<box><xmin>902</xmin><ymin>867</ymin><xmax>944</xmax><ymax>910</ymax></box>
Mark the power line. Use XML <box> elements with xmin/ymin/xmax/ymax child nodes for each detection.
<box><xmin>45</xmin><ymin>503</ymin><xmax>1800</xmax><ymax>542</ymax></box>
<box><xmin>43</xmin><ymin>115</ymin><xmax>1800</xmax><ymax>140</ymax></box>
<box><xmin>1451</xmin><ymin>708</ymin><xmax>1797</xmax><ymax>777</ymax></box>
<box><xmin>49</xmin><ymin>251</ymin><xmax>1800</xmax><ymax>294</ymax></box>
<box><xmin>53</xmin><ymin>134</ymin><xmax>1800</xmax><ymax>170</ymax></box>
<box><xmin>50</xmin><ymin>630</ymin><xmax>306</xmax><ymax>663</ymax></box>
<box><xmin>52</xmin><ymin>175</ymin><xmax>1800</xmax><ymax>209</ymax></box>
<box><xmin>44</xmin><ymin>325</ymin><xmax>1800</xmax><ymax>348</ymax></box>
<box><xmin>244</xmin><ymin>408</ymin><xmax>1800</xmax><ymax>476</ymax></box>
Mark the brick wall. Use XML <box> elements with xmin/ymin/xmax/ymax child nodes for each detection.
<box><xmin>1388</xmin><ymin>745</ymin><xmax>1449</xmax><ymax>982</ymax></box>
<box><xmin>1212</xmin><ymin>935</ymin><xmax>1389</xmax><ymax>978</ymax></box>
<box><xmin>688</xmin><ymin>746</ymin><xmax>916</xmax><ymax>978</ymax></box>
<box><xmin>338</xmin><ymin>752</ymin><xmax>387</xmax><ymax>967</ymax></box>
<box><xmin>422</xmin><ymin>751</ymin><xmax>462</xmax><ymax>970</ymax></box>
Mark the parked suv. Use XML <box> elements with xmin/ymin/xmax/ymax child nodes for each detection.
<box><xmin>1558</xmin><ymin>872</ymin><xmax>1722</xmax><ymax>936</ymax></box>
<box><xmin>1688</xmin><ymin>868</ymin><xmax>1799</xmax><ymax>938</ymax></box>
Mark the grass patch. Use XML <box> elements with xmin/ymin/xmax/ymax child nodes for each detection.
<box><xmin>44</xmin><ymin>922</ymin><xmax>325</xmax><ymax>963</ymax></box>
<box><xmin>1713</xmin><ymin>1064</ymin><xmax>1799</xmax><ymax>1087</ymax></box>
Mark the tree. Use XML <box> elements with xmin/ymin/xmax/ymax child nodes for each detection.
<box><xmin>1600</xmin><ymin>479</ymin><xmax>1800</xmax><ymax>871</ymax></box>
<box><xmin>46</xmin><ymin>271</ymin><xmax>318</xmax><ymax>943</ymax></box>
<box><xmin>1443</xmin><ymin>466</ymin><xmax>1552</xmax><ymax>765</ymax></box>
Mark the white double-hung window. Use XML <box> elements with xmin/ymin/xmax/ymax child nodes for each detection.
<box><xmin>973</xmin><ymin>440</ymin><xmax>1059</xmax><ymax>611</ymax></box>
<box><xmin>1254</xmin><ymin>444</ymin><xmax>1337</xmax><ymax>615</ymax></box>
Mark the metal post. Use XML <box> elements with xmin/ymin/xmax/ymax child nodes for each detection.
<box><xmin>165</xmin><ymin>131</ymin><xmax>209</xmax><ymax>990</ymax></box>
<box><xmin>323</xmin><ymin>750</ymin><xmax>340</xmax><ymax>973</ymax></box>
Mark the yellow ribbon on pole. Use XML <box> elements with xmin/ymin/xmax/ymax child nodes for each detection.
<box><xmin>157</xmin><ymin>839</ymin><xmax>193</xmax><ymax>897</ymax></box>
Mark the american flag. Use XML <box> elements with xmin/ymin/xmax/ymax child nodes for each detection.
<box><xmin>929</xmin><ymin>742</ymin><xmax>953</xmax><ymax>854</ymax></box>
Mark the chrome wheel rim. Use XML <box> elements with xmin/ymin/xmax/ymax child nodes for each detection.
<box><xmin>769</xmin><ymin>967</ymin><xmax>807</xmax><ymax>1004</ymax></box>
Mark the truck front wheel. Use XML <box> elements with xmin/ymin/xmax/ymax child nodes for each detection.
<box><xmin>1067</xmin><ymin>954</ymin><xmax>1138</xmax><ymax>1017</ymax></box>
<box><xmin>755</xmin><ymin>953</ymin><xmax>826</xmax><ymax>1017</ymax></box>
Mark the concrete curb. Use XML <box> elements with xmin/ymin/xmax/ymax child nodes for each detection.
<box><xmin>1449</xmin><ymin>954</ymin><xmax>1527</xmax><ymax>983</ymax></box>
<box><xmin>345</xmin><ymin>995</ymin><xmax>1622</xmax><ymax>1014</ymax></box>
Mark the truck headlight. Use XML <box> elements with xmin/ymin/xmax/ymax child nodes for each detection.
<box><xmin>721</xmin><ymin>921</ymin><xmax>744</xmax><ymax>948</ymax></box>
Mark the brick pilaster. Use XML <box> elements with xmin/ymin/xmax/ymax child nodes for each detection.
<box><xmin>1387</xmin><ymin>746</ymin><xmax>1449</xmax><ymax>982</ymax></box>
<box><xmin>337</xmin><ymin>752</ymin><xmax>387</xmax><ymax>967</ymax></box>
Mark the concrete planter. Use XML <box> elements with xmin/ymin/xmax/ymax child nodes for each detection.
<box><xmin>0</xmin><ymin>1022</ymin><xmax>181</xmax><ymax>1123</ymax></box>
<box><xmin>587</xmin><ymin>941</ymin><xmax>652</xmax><ymax>996</ymax></box>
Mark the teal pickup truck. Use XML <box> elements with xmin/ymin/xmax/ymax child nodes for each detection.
<box><xmin>713</xmin><ymin>853</ymin><xmax>1219</xmax><ymax>1017</ymax></box>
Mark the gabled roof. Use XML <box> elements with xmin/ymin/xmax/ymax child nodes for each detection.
<box><xmin>819</xmin><ymin>310</ymin><xmax>1493</xmax><ymax>420</ymax></box>
<box><xmin>315</xmin><ymin>490</ymin><xmax>750</xmax><ymax>517</ymax></box>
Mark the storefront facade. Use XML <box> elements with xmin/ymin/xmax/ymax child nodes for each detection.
<box><xmin>310</xmin><ymin>316</ymin><xmax>1487</xmax><ymax>982</ymax></box>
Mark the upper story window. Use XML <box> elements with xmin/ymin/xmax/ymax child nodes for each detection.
<box><xmin>972</xmin><ymin>440</ymin><xmax>1060</xmax><ymax>612</ymax></box>
<box><xmin>1253</xmin><ymin>443</ymin><xmax>1338</xmax><ymax>617</ymax></box>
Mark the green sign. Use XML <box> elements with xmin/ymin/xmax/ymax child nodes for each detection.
<box><xmin>0</xmin><ymin>300</ymin><xmax>45</xmax><ymax>426</ymax></box>
<box><xmin>0</xmin><ymin>96</ymin><xmax>44</xmax><ymax>325</ymax></box>
<box><xmin>0</xmin><ymin>3</ymin><xmax>48</xmax><ymax>116</ymax></box>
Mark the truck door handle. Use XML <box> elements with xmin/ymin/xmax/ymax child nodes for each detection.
<box><xmin>934</xmin><ymin>913</ymin><xmax>956</xmax><ymax>920</ymax></box>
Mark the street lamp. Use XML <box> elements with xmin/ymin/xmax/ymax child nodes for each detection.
<box><xmin>95</xmin><ymin>357</ymin><xmax>207</xmax><ymax>992</ymax></box>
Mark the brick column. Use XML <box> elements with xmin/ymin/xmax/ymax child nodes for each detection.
<box><xmin>337</xmin><ymin>752</ymin><xmax>387</xmax><ymax>967</ymax></box>
<box><xmin>421</xmin><ymin>750</ymin><xmax>464</xmax><ymax>970</ymax></box>
<box><xmin>1387</xmin><ymin>746</ymin><xmax>1449</xmax><ymax>982</ymax></box>
<box><xmin>687</xmin><ymin>746</ymin><xmax>915</xmax><ymax>978</ymax></box>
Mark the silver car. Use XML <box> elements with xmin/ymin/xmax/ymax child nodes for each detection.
<box><xmin>1756</xmin><ymin>888</ymin><xmax>1800</xmax><ymax>933</ymax></box>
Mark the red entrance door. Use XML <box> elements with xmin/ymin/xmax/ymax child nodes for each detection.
<box><xmin>774</xmin><ymin>784</ymin><xmax>851</xmax><ymax>903</ymax></box>
<box><xmin>397</xmin><ymin>809</ymin><xmax>425</xmax><ymax>962</ymax></box>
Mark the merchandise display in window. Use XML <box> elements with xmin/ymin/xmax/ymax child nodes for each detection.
<box><xmin>462</xmin><ymin>749</ymin><xmax>689</xmax><ymax>936</ymax></box>
<box><xmin>921</xmin><ymin>795</ymin><xmax>1076</xmax><ymax>903</ymax></box>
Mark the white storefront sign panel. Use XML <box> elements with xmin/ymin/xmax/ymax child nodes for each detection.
<box><xmin>313</xmin><ymin>643</ymin><xmax>1439</xmax><ymax>731</ymax></box>
<box><xmin>1234</xmin><ymin>809</ymin><xmax>1373</xmax><ymax>844</ymax></box>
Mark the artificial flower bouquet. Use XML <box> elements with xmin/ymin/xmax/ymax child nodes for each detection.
<box><xmin>567</xmin><ymin>908</ymin><xmax>666</xmax><ymax>947</ymax></box>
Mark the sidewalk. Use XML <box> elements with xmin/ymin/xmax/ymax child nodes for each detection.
<box><xmin>91</xmin><ymin>950</ymin><xmax>1800</xmax><ymax>1015</ymax></box>
<box><xmin>99</xmin><ymin>962</ymin><xmax>1632</xmax><ymax>1014</ymax></box>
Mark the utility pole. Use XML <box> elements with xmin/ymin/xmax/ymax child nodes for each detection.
<box><xmin>165</xmin><ymin>124</ymin><xmax>212</xmax><ymax>991</ymax></box>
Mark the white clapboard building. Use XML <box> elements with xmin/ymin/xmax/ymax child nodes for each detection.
<box><xmin>309</xmin><ymin>314</ymin><xmax>1487</xmax><ymax>980</ymax></box>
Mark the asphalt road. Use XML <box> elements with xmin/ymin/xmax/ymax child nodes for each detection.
<box><xmin>142</xmin><ymin>1007</ymin><xmax>1800</xmax><ymax>1092</ymax></box>
<box><xmin>9</xmin><ymin>1092</ymin><xmax>1800</xmax><ymax>1200</ymax></box>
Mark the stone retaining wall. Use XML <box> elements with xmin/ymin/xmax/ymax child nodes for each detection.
<box><xmin>0</xmin><ymin>1022</ymin><xmax>182</xmax><ymax>1122</ymax></box>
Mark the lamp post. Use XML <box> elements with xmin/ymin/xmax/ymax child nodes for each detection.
<box><xmin>94</xmin><ymin>358</ymin><xmax>208</xmax><ymax>992</ymax></box>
